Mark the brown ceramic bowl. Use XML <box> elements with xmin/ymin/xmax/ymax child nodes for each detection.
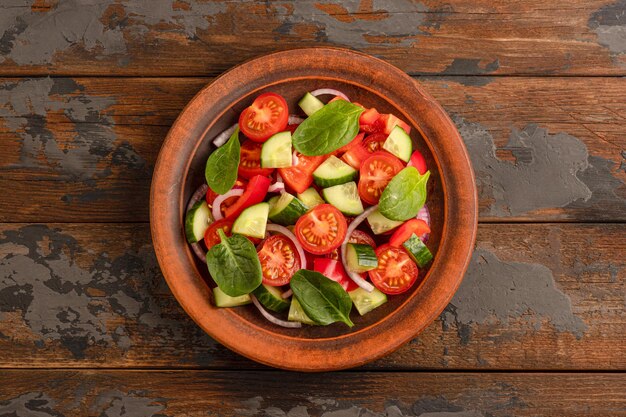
<box><xmin>150</xmin><ymin>47</ymin><xmax>477</xmax><ymax>371</ymax></box>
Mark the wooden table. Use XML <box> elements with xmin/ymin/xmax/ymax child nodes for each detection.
<box><xmin>0</xmin><ymin>1</ymin><xmax>624</xmax><ymax>416</ymax></box>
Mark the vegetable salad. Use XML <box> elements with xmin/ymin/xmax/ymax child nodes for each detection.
<box><xmin>185</xmin><ymin>89</ymin><xmax>433</xmax><ymax>328</ymax></box>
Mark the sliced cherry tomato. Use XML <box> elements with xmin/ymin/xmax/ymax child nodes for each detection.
<box><xmin>375</xmin><ymin>114</ymin><xmax>411</xmax><ymax>135</ymax></box>
<box><xmin>313</xmin><ymin>258</ymin><xmax>358</xmax><ymax>292</ymax></box>
<box><xmin>369</xmin><ymin>244</ymin><xmax>419</xmax><ymax>295</ymax></box>
<box><xmin>359</xmin><ymin>107</ymin><xmax>380</xmax><ymax>126</ymax></box>
<box><xmin>358</xmin><ymin>152</ymin><xmax>404</xmax><ymax>205</ymax></box>
<box><xmin>360</xmin><ymin>123</ymin><xmax>379</xmax><ymax>134</ymax></box>
<box><xmin>285</xmin><ymin>123</ymin><xmax>300</xmax><ymax>134</ymax></box>
<box><xmin>294</xmin><ymin>204</ymin><xmax>347</xmax><ymax>255</ymax></box>
<box><xmin>326</xmin><ymin>249</ymin><xmax>340</xmax><ymax>261</ymax></box>
<box><xmin>204</xmin><ymin>218</ymin><xmax>234</xmax><ymax>249</ymax></box>
<box><xmin>348</xmin><ymin>229</ymin><xmax>377</xmax><ymax>248</ymax></box>
<box><xmin>223</xmin><ymin>175</ymin><xmax>271</xmax><ymax>219</ymax></box>
<box><xmin>239</xmin><ymin>93</ymin><xmax>289</xmax><ymax>142</ymax></box>
<box><xmin>238</xmin><ymin>140</ymin><xmax>275</xmax><ymax>179</ymax></box>
<box><xmin>409</xmin><ymin>150</ymin><xmax>428</xmax><ymax>175</ymax></box>
<box><xmin>341</xmin><ymin>132</ymin><xmax>388</xmax><ymax>168</ymax></box>
<box><xmin>335</xmin><ymin>132</ymin><xmax>364</xmax><ymax>156</ymax></box>
<box><xmin>341</xmin><ymin>142</ymin><xmax>372</xmax><ymax>169</ymax></box>
<box><xmin>363</xmin><ymin>133</ymin><xmax>388</xmax><ymax>153</ymax></box>
<box><xmin>257</xmin><ymin>235</ymin><xmax>301</xmax><ymax>286</ymax></box>
<box><xmin>278</xmin><ymin>153</ymin><xmax>326</xmax><ymax>194</ymax></box>
<box><xmin>389</xmin><ymin>219</ymin><xmax>431</xmax><ymax>247</ymax></box>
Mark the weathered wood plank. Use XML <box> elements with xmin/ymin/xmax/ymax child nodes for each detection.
<box><xmin>1</xmin><ymin>223</ymin><xmax>623</xmax><ymax>370</ymax></box>
<box><xmin>1</xmin><ymin>76</ymin><xmax>623</xmax><ymax>222</ymax></box>
<box><xmin>0</xmin><ymin>371</ymin><xmax>624</xmax><ymax>416</ymax></box>
<box><xmin>0</xmin><ymin>0</ymin><xmax>624</xmax><ymax>76</ymax></box>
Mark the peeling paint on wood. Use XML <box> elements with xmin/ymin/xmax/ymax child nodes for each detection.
<box><xmin>0</xmin><ymin>0</ymin><xmax>227</xmax><ymax>66</ymax></box>
<box><xmin>0</xmin><ymin>224</ymin><xmax>219</xmax><ymax>361</ymax></box>
<box><xmin>274</xmin><ymin>0</ymin><xmax>430</xmax><ymax>48</ymax></box>
<box><xmin>453</xmin><ymin>116</ymin><xmax>623</xmax><ymax>217</ymax></box>
<box><xmin>443</xmin><ymin>248</ymin><xmax>587</xmax><ymax>345</ymax></box>
<box><xmin>0</xmin><ymin>77</ymin><xmax>149</xmax><ymax>205</ymax></box>
<box><xmin>1</xmin><ymin>372</ymin><xmax>625</xmax><ymax>416</ymax></box>
<box><xmin>91</xmin><ymin>390</ymin><xmax>166</xmax><ymax>417</ymax></box>
<box><xmin>588</xmin><ymin>0</ymin><xmax>626</xmax><ymax>58</ymax></box>
<box><xmin>0</xmin><ymin>77</ymin><xmax>146</xmax><ymax>180</ymax></box>
<box><xmin>0</xmin><ymin>1</ymin><xmax>624</xmax><ymax>75</ymax></box>
<box><xmin>0</xmin><ymin>392</ymin><xmax>63</xmax><ymax>417</ymax></box>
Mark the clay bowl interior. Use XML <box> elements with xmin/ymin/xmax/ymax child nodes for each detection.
<box><xmin>151</xmin><ymin>48</ymin><xmax>477</xmax><ymax>371</ymax></box>
<box><xmin>186</xmin><ymin>80</ymin><xmax>443</xmax><ymax>337</ymax></box>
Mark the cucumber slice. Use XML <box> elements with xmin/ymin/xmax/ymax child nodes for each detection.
<box><xmin>232</xmin><ymin>202</ymin><xmax>269</xmax><ymax>239</ymax></box>
<box><xmin>252</xmin><ymin>284</ymin><xmax>290</xmax><ymax>312</ymax></box>
<box><xmin>268</xmin><ymin>192</ymin><xmax>308</xmax><ymax>226</ymax></box>
<box><xmin>298</xmin><ymin>92</ymin><xmax>325</xmax><ymax>116</ymax></box>
<box><xmin>288</xmin><ymin>298</ymin><xmax>316</xmax><ymax>325</ymax></box>
<box><xmin>346</xmin><ymin>243</ymin><xmax>378</xmax><ymax>273</ymax></box>
<box><xmin>313</xmin><ymin>155</ymin><xmax>357</xmax><ymax>188</ymax></box>
<box><xmin>297</xmin><ymin>187</ymin><xmax>325</xmax><ymax>209</ymax></box>
<box><xmin>184</xmin><ymin>200</ymin><xmax>212</xmax><ymax>243</ymax></box>
<box><xmin>383</xmin><ymin>126</ymin><xmax>413</xmax><ymax>162</ymax></box>
<box><xmin>213</xmin><ymin>286</ymin><xmax>251</xmax><ymax>307</ymax></box>
<box><xmin>349</xmin><ymin>287</ymin><xmax>387</xmax><ymax>315</ymax></box>
<box><xmin>402</xmin><ymin>233</ymin><xmax>433</xmax><ymax>267</ymax></box>
<box><xmin>367</xmin><ymin>208</ymin><xmax>404</xmax><ymax>235</ymax></box>
<box><xmin>261</xmin><ymin>131</ymin><xmax>292</xmax><ymax>168</ymax></box>
<box><xmin>322</xmin><ymin>182</ymin><xmax>364</xmax><ymax>216</ymax></box>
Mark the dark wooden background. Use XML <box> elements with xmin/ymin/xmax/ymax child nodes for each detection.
<box><xmin>0</xmin><ymin>1</ymin><xmax>624</xmax><ymax>416</ymax></box>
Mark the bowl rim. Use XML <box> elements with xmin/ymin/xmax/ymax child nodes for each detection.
<box><xmin>150</xmin><ymin>47</ymin><xmax>477</xmax><ymax>371</ymax></box>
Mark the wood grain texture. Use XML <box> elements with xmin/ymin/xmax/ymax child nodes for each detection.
<box><xmin>0</xmin><ymin>76</ymin><xmax>624</xmax><ymax>222</ymax></box>
<box><xmin>0</xmin><ymin>371</ymin><xmax>625</xmax><ymax>416</ymax></box>
<box><xmin>0</xmin><ymin>0</ymin><xmax>624</xmax><ymax>76</ymax></box>
<box><xmin>1</xmin><ymin>222</ymin><xmax>623</xmax><ymax>370</ymax></box>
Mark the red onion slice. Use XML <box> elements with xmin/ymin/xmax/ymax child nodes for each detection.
<box><xmin>311</xmin><ymin>88</ymin><xmax>350</xmax><ymax>102</ymax></box>
<box><xmin>276</xmin><ymin>172</ymin><xmax>283</xmax><ymax>183</ymax></box>
<box><xmin>212</xmin><ymin>123</ymin><xmax>239</xmax><ymax>147</ymax></box>
<box><xmin>416</xmin><ymin>205</ymin><xmax>430</xmax><ymax>226</ymax></box>
<box><xmin>212</xmin><ymin>188</ymin><xmax>244</xmax><ymax>221</ymax></box>
<box><xmin>281</xmin><ymin>289</ymin><xmax>293</xmax><ymax>299</ymax></box>
<box><xmin>340</xmin><ymin>205</ymin><xmax>378</xmax><ymax>292</ymax></box>
<box><xmin>292</xmin><ymin>150</ymin><xmax>299</xmax><ymax>166</ymax></box>
<box><xmin>416</xmin><ymin>205</ymin><xmax>430</xmax><ymax>242</ymax></box>
<box><xmin>190</xmin><ymin>242</ymin><xmax>207</xmax><ymax>264</ymax></box>
<box><xmin>288</xmin><ymin>115</ymin><xmax>304</xmax><ymax>124</ymax></box>
<box><xmin>265</xmin><ymin>223</ymin><xmax>307</xmax><ymax>270</ymax></box>
<box><xmin>250</xmin><ymin>294</ymin><xmax>302</xmax><ymax>328</ymax></box>
<box><xmin>268</xmin><ymin>182</ymin><xmax>285</xmax><ymax>193</ymax></box>
<box><xmin>186</xmin><ymin>184</ymin><xmax>209</xmax><ymax>213</ymax></box>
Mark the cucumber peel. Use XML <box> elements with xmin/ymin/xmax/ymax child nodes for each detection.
<box><xmin>252</xmin><ymin>284</ymin><xmax>290</xmax><ymax>312</ymax></box>
<box><xmin>185</xmin><ymin>200</ymin><xmax>212</xmax><ymax>243</ymax></box>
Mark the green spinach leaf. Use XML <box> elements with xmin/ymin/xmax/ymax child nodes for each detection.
<box><xmin>290</xmin><ymin>270</ymin><xmax>354</xmax><ymax>327</ymax></box>
<box><xmin>292</xmin><ymin>100</ymin><xmax>364</xmax><ymax>156</ymax></box>
<box><xmin>205</xmin><ymin>127</ymin><xmax>240</xmax><ymax>194</ymax></box>
<box><xmin>206</xmin><ymin>229</ymin><xmax>262</xmax><ymax>297</ymax></box>
<box><xmin>379</xmin><ymin>167</ymin><xmax>430</xmax><ymax>221</ymax></box>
